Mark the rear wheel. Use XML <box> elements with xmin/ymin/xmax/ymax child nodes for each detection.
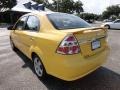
<box><xmin>104</xmin><ymin>25</ymin><xmax>110</xmax><ymax>29</ymax></box>
<box><xmin>33</xmin><ymin>55</ymin><xmax>47</xmax><ymax>79</ymax></box>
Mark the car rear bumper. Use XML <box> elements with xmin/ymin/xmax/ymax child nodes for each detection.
<box><xmin>47</xmin><ymin>46</ymin><xmax>110</xmax><ymax>81</ymax></box>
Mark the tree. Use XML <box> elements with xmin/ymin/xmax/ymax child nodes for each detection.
<box><xmin>0</xmin><ymin>0</ymin><xmax>17</xmax><ymax>12</ymax></box>
<box><xmin>33</xmin><ymin>0</ymin><xmax>44</xmax><ymax>4</ymax></box>
<box><xmin>47</xmin><ymin>0</ymin><xmax>83</xmax><ymax>14</ymax></box>
<box><xmin>33</xmin><ymin>0</ymin><xmax>50</xmax><ymax>10</ymax></box>
<box><xmin>78</xmin><ymin>13</ymin><xmax>99</xmax><ymax>23</ymax></box>
<box><xmin>49</xmin><ymin>0</ymin><xmax>73</xmax><ymax>13</ymax></box>
<box><xmin>33</xmin><ymin>0</ymin><xmax>49</xmax><ymax>4</ymax></box>
<box><xmin>102</xmin><ymin>5</ymin><xmax>120</xmax><ymax>19</ymax></box>
<box><xmin>33</xmin><ymin>0</ymin><xmax>84</xmax><ymax>14</ymax></box>
<box><xmin>74</xmin><ymin>0</ymin><xmax>83</xmax><ymax>14</ymax></box>
<box><xmin>59</xmin><ymin>0</ymin><xmax>75</xmax><ymax>13</ymax></box>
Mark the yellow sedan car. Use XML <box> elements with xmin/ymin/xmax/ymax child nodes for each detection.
<box><xmin>9</xmin><ymin>12</ymin><xmax>109</xmax><ymax>81</ymax></box>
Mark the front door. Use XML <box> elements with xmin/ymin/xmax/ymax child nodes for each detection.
<box><xmin>113</xmin><ymin>20</ymin><xmax>120</xmax><ymax>29</ymax></box>
<box><xmin>12</xmin><ymin>16</ymin><xmax>28</xmax><ymax>52</ymax></box>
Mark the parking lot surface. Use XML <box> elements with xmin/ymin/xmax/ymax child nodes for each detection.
<box><xmin>0</xmin><ymin>28</ymin><xmax>120</xmax><ymax>90</ymax></box>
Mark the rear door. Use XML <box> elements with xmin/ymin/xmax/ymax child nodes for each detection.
<box><xmin>19</xmin><ymin>15</ymin><xmax>40</xmax><ymax>57</ymax></box>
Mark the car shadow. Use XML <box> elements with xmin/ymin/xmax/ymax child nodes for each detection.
<box><xmin>15</xmin><ymin>49</ymin><xmax>120</xmax><ymax>90</ymax></box>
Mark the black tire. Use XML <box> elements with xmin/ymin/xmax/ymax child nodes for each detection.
<box><xmin>10</xmin><ymin>38</ymin><xmax>17</xmax><ymax>51</ymax></box>
<box><xmin>105</xmin><ymin>25</ymin><xmax>110</xmax><ymax>29</ymax></box>
<box><xmin>32</xmin><ymin>54</ymin><xmax>47</xmax><ymax>79</ymax></box>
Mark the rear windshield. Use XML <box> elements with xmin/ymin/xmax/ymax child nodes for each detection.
<box><xmin>47</xmin><ymin>13</ymin><xmax>91</xmax><ymax>30</ymax></box>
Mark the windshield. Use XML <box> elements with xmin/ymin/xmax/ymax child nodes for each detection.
<box><xmin>47</xmin><ymin>13</ymin><xmax>91</xmax><ymax>30</ymax></box>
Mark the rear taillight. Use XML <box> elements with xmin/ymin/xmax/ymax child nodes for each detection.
<box><xmin>56</xmin><ymin>34</ymin><xmax>80</xmax><ymax>55</ymax></box>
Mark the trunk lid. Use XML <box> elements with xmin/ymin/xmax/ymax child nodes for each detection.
<box><xmin>61</xmin><ymin>27</ymin><xmax>107</xmax><ymax>57</ymax></box>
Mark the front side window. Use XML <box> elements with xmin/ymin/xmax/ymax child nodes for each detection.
<box><xmin>25</xmin><ymin>16</ymin><xmax>40</xmax><ymax>31</ymax></box>
<box><xmin>114</xmin><ymin>20</ymin><xmax>120</xmax><ymax>23</ymax></box>
<box><xmin>47</xmin><ymin>13</ymin><xmax>91</xmax><ymax>30</ymax></box>
<box><xmin>15</xmin><ymin>16</ymin><xmax>28</xmax><ymax>30</ymax></box>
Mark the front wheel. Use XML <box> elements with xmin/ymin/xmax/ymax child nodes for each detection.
<box><xmin>104</xmin><ymin>25</ymin><xmax>110</xmax><ymax>29</ymax></box>
<box><xmin>33</xmin><ymin>55</ymin><xmax>47</xmax><ymax>79</ymax></box>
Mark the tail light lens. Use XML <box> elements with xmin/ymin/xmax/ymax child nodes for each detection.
<box><xmin>56</xmin><ymin>34</ymin><xmax>80</xmax><ymax>55</ymax></box>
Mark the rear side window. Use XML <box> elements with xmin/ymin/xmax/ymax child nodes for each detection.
<box><xmin>47</xmin><ymin>13</ymin><xmax>91</xmax><ymax>30</ymax></box>
<box><xmin>25</xmin><ymin>16</ymin><xmax>40</xmax><ymax>31</ymax></box>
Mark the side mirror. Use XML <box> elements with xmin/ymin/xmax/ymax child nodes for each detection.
<box><xmin>7</xmin><ymin>25</ymin><xmax>14</xmax><ymax>30</ymax></box>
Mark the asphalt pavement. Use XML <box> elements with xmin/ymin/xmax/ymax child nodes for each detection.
<box><xmin>0</xmin><ymin>28</ymin><xmax>120</xmax><ymax>90</ymax></box>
